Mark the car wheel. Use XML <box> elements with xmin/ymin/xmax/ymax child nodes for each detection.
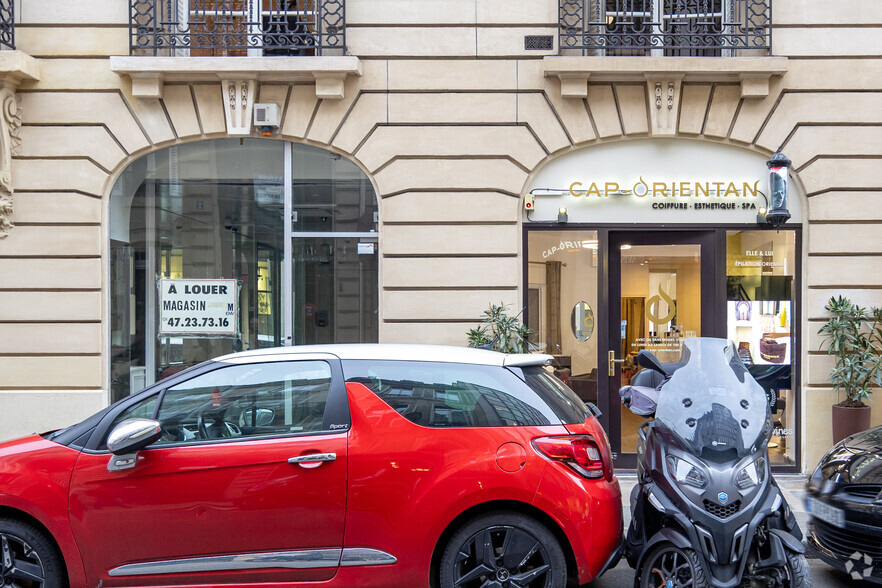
<box><xmin>0</xmin><ymin>518</ymin><xmax>67</xmax><ymax>588</ymax></box>
<box><xmin>639</xmin><ymin>543</ymin><xmax>708</xmax><ymax>588</ymax></box>
<box><xmin>439</xmin><ymin>511</ymin><xmax>567</xmax><ymax>588</ymax></box>
<box><xmin>784</xmin><ymin>551</ymin><xmax>812</xmax><ymax>588</ymax></box>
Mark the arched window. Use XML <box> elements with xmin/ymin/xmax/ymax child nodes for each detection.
<box><xmin>110</xmin><ymin>139</ymin><xmax>378</xmax><ymax>402</ymax></box>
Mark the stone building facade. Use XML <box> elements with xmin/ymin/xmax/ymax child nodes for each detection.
<box><xmin>0</xmin><ymin>0</ymin><xmax>880</xmax><ymax>472</ymax></box>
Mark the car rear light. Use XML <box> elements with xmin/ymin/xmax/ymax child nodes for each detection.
<box><xmin>532</xmin><ymin>435</ymin><xmax>607</xmax><ymax>479</ymax></box>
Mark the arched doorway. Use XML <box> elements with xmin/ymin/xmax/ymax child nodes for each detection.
<box><xmin>523</xmin><ymin>139</ymin><xmax>803</xmax><ymax>472</ymax></box>
<box><xmin>109</xmin><ymin>139</ymin><xmax>378</xmax><ymax>402</ymax></box>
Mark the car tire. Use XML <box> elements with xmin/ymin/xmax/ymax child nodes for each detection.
<box><xmin>439</xmin><ymin>511</ymin><xmax>567</xmax><ymax>588</ymax></box>
<box><xmin>785</xmin><ymin>551</ymin><xmax>812</xmax><ymax>587</ymax></box>
<box><xmin>638</xmin><ymin>543</ymin><xmax>708</xmax><ymax>588</ymax></box>
<box><xmin>0</xmin><ymin>517</ymin><xmax>67</xmax><ymax>588</ymax></box>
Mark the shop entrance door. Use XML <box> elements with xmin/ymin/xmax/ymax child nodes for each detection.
<box><xmin>604</xmin><ymin>231</ymin><xmax>721</xmax><ymax>468</ymax></box>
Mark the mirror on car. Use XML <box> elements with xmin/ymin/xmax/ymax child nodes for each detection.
<box><xmin>107</xmin><ymin>418</ymin><xmax>162</xmax><ymax>456</ymax></box>
<box><xmin>240</xmin><ymin>407</ymin><xmax>275</xmax><ymax>427</ymax></box>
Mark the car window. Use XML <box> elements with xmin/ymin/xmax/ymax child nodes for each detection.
<box><xmin>152</xmin><ymin>361</ymin><xmax>333</xmax><ymax>444</ymax></box>
<box><xmin>116</xmin><ymin>394</ymin><xmax>159</xmax><ymax>423</ymax></box>
<box><xmin>344</xmin><ymin>360</ymin><xmax>567</xmax><ymax>427</ymax></box>
<box><xmin>518</xmin><ymin>366</ymin><xmax>591</xmax><ymax>424</ymax></box>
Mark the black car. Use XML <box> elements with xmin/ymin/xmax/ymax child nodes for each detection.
<box><xmin>806</xmin><ymin>425</ymin><xmax>882</xmax><ymax>582</ymax></box>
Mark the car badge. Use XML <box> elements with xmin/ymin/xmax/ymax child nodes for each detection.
<box><xmin>666</xmin><ymin>581</ymin><xmax>673</xmax><ymax>588</ymax></box>
<box><xmin>718</xmin><ymin>492</ymin><xmax>729</xmax><ymax>504</ymax></box>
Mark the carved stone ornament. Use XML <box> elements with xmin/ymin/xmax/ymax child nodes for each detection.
<box><xmin>0</xmin><ymin>52</ymin><xmax>40</xmax><ymax>239</ymax></box>
<box><xmin>221</xmin><ymin>78</ymin><xmax>257</xmax><ymax>136</ymax></box>
<box><xmin>0</xmin><ymin>82</ymin><xmax>21</xmax><ymax>238</ymax></box>
<box><xmin>646</xmin><ymin>76</ymin><xmax>683</xmax><ymax>137</ymax></box>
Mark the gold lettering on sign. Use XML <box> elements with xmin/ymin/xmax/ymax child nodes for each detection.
<box><xmin>565</xmin><ymin>179</ymin><xmax>760</xmax><ymax>199</ymax></box>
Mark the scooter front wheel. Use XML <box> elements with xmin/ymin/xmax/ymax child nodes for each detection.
<box><xmin>639</xmin><ymin>544</ymin><xmax>708</xmax><ymax>588</ymax></box>
<box><xmin>784</xmin><ymin>551</ymin><xmax>812</xmax><ymax>587</ymax></box>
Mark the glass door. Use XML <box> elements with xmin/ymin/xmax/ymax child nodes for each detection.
<box><xmin>605</xmin><ymin>231</ymin><xmax>720</xmax><ymax>467</ymax></box>
<box><xmin>284</xmin><ymin>143</ymin><xmax>379</xmax><ymax>346</ymax></box>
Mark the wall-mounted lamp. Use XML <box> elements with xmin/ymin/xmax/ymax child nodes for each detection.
<box><xmin>558</xmin><ymin>207</ymin><xmax>568</xmax><ymax>223</ymax></box>
<box><xmin>764</xmin><ymin>151</ymin><xmax>792</xmax><ymax>228</ymax></box>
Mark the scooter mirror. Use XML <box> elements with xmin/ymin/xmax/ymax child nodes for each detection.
<box><xmin>635</xmin><ymin>350</ymin><xmax>667</xmax><ymax>375</ymax></box>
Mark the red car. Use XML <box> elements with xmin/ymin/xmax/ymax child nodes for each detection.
<box><xmin>0</xmin><ymin>345</ymin><xmax>622</xmax><ymax>587</ymax></box>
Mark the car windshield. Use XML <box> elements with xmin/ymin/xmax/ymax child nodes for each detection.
<box><xmin>654</xmin><ymin>338</ymin><xmax>771</xmax><ymax>462</ymax></box>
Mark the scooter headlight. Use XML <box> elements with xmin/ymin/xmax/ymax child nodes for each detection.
<box><xmin>734</xmin><ymin>456</ymin><xmax>767</xmax><ymax>490</ymax></box>
<box><xmin>666</xmin><ymin>455</ymin><xmax>708</xmax><ymax>489</ymax></box>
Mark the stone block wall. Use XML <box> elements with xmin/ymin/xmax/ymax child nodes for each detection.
<box><xmin>0</xmin><ymin>0</ymin><xmax>879</xmax><ymax>469</ymax></box>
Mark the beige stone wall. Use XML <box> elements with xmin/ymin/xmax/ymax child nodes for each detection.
<box><xmin>0</xmin><ymin>0</ymin><xmax>880</xmax><ymax>470</ymax></box>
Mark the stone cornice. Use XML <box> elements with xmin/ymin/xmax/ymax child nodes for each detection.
<box><xmin>544</xmin><ymin>56</ymin><xmax>789</xmax><ymax>99</ymax></box>
<box><xmin>109</xmin><ymin>56</ymin><xmax>362</xmax><ymax>100</ymax></box>
<box><xmin>0</xmin><ymin>51</ymin><xmax>41</xmax><ymax>86</ymax></box>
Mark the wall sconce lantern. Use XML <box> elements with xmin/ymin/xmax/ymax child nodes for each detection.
<box><xmin>764</xmin><ymin>151</ymin><xmax>792</xmax><ymax>228</ymax></box>
<box><xmin>558</xmin><ymin>207</ymin><xmax>568</xmax><ymax>223</ymax></box>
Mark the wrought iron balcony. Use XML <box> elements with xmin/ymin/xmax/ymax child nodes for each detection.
<box><xmin>559</xmin><ymin>0</ymin><xmax>771</xmax><ymax>56</ymax></box>
<box><xmin>130</xmin><ymin>0</ymin><xmax>344</xmax><ymax>56</ymax></box>
<box><xmin>0</xmin><ymin>0</ymin><xmax>14</xmax><ymax>50</ymax></box>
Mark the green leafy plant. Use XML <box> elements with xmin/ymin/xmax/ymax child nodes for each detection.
<box><xmin>466</xmin><ymin>302</ymin><xmax>533</xmax><ymax>354</ymax></box>
<box><xmin>818</xmin><ymin>296</ymin><xmax>882</xmax><ymax>407</ymax></box>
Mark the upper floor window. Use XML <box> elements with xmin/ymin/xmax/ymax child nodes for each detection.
<box><xmin>130</xmin><ymin>0</ymin><xmax>345</xmax><ymax>56</ymax></box>
<box><xmin>559</xmin><ymin>0</ymin><xmax>771</xmax><ymax>56</ymax></box>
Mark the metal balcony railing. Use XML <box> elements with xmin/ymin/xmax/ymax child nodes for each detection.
<box><xmin>130</xmin><ymin>0</ymin><xmax>344</xmax><ymax>56</ymax></box>
<box><xmin>559</xmin><ymin>0</ymin><xmax>771</xmax><ymax>56</ymax></box>
<box><xmin>0</xmin><ymin>0</ymin><xmax>14</xmax><ymax>50</ymax></box>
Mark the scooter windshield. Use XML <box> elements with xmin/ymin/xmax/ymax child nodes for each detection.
<box><xmin>654</xmin><ymin>338</ymin><xmax>771</xmax><ymax>462</ymax></box>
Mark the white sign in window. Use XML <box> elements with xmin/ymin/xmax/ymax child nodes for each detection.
<box><xmin>159</xmin><ymin>279</ymin><xmax>239</xmax><ymax>336</ymax></box>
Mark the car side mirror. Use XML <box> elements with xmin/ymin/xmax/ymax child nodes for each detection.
<box><xmin>240</xmin><ymin>407</ymin><xmax>275</xmax><ymax>427</ymax></box>
<box><xmin>107</xmin><ymin>418</ymin><xmax>162</xmax><ymax>457</ymax></box>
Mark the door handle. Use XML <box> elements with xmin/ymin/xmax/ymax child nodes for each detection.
<box><xmin>608</xmin><ymin>350</ymin><xmax>626</xmax><ymax>377</ymax></box>
<box><xmin>288</xmin><ymin>453</ymin><xmax>336</xmax><ymax>467</ymax></box>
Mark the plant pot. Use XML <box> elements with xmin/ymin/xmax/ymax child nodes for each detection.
<box><xmin>832</xmin><ymin>404</ymin><xmax>872</xmax><ymax>444</ymax></box>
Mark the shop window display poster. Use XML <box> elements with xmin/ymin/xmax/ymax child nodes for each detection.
<box><xmin>727</xmin><ymin>300</ymin><xmax>791</xmax><ymax>365</ymax></box>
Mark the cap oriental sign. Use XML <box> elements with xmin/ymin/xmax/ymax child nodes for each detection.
<box><xmin>568</xmin><ymin>178</ymin><xmax>761</xmax><ymax>200</ymax></box>
<box><xmin>159</xmin><ymin>278</ymin><xmax>239</xmax><ymax>337</ymax></box>
<box><xmin>526</xmin><ymin>139</ymin><xmax>801</xmax><ymax>224</ymax></box>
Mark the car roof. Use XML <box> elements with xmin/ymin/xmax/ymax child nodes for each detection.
<box><xmin>215</xmin><ymin>344</ymin><xmax>553</xmax><ymax>368</ymax></box>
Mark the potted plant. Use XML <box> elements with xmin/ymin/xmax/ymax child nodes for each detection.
<box><xmin>467</xmin><ymin>302</ymin><xmax>533</xmax><ymax>354</ymax></box>
<box><xmin>818</xmin><ymin>296</ymin><xmax>882</xmax><ymax>442</ymax></box>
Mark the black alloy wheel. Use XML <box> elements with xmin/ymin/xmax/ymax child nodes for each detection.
<box><xmin>440</xmin><ymin>512</ymin><xmax>567</xmax><ymax>588</ymax></box>
<box><xmin>0</xmin><ymin>519</ymin><xmax>65</xmax><ymax>588</ymax></box>
<box><xmin>639</xmin><ymin>544</ymin><xmax>708</xmax><ymax>588</ymax></box>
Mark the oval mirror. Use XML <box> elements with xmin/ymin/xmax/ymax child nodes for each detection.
<box><xmin>571</xmin><ymin>301</ymin><xmax>595</xmax><ymax>342</ymax></box>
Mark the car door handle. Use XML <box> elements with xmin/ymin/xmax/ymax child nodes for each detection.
<box><xmin>288</xmin><ymin>453</ymin><xmax>336</xmax><ymax>466</ymax></box>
